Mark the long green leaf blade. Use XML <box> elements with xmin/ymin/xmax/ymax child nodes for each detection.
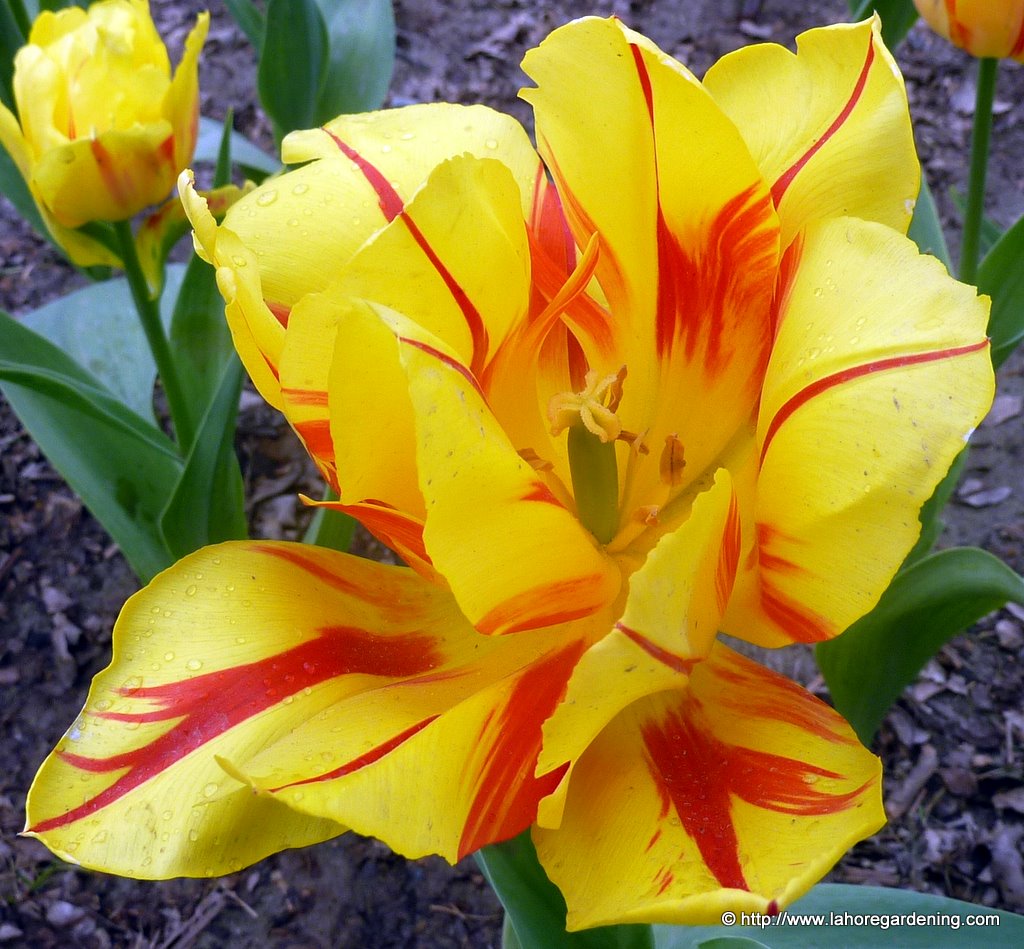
<box><xmin>222</xmin><ymin>0</ymin><xmax>266</xmax><ymax>53</ymax></box>
<box><xmin>908</xmin><ymin>176</ymin><xmax>951</xmax><ymax>272</ymax></box>
<box><xmin>257</xmin><ymin>0</ymin><xmax>329</xmax><ymax>139</ymax></box>
<box><xmin>0</xmin><ymin>310</ymin><xmax>181</xmax><ymax>581</ymax></box>
<box><xmin>816</xmin><ymin>547</ymin><xmax>1024</xmax><ymax>744</ymax></box>
<box><xmin>977</xmin><ymin>212</ymin><xmax>1024</xmax><ymax>367</ymax></box>
<box><xmin>313</xmin><ymin>0</ymin><xmax>396</xmax><ymax>119</ymax></box>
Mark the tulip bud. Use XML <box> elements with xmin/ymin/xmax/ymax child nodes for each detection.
<box><xmin>0</xmin><ymin>0</ymin><xmax>208</xmax><ymax>265</ymax></box>
<box><xmin>913</xmin><ymin>0</ymin><xmax>1024</xmax><ymax>61</ymax></box>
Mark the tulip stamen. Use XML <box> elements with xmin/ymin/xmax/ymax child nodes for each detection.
<box><xmin>548</xmin><ymin>368</ymin><xmax>627</xmax><ymax>544</ymax></box>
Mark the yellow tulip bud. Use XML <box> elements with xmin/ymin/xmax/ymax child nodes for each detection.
<box><xmin>0</xmin><ymin>0</ymin><xmax>208</xmax><ymax>265</ymax></box>
<box><xmin>913</xmin><ymin>0</ymin><xmax>1024</xmax><ymax>61</ymax></box>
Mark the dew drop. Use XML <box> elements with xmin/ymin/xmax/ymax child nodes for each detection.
<box><xmin>164</xmin><ymin>651</ymin><xmax>175</xmax><ymax>662</ymax></box>
<box><xmin>287</xmin><ymin>217</ymin><xmax>299</xmax><ymax>227</ymax></box>
<box><xmin>189</xmin><ymin>829</ymin><xmax>200</xmax><ymax>842</ymax></box>
<box><xmin>231</xmin><ymin>254</ymin><xmax>247</xmax><ymax>267</ymax></box>
<box><xmin>92</xmin><ymin>830</ymin><xmax>108</xmax><ymax>844</ymax></box>
<box><xmin>163</xmin><ymin>610</ymin><xmax>172</xmax><ymax>618</ymax></box>
<box><xmin>202</xmin><ymin>782</ymin><xmax>218</xmax><ymax>798</ymax></box>
<box><xmin>484</xmin><ymin>138</ymin><xmax>498</xmax><ymax>149</ymax></box>
<box><xmin>185</xmin><ymin>584</ymin><xmax>197</xmax><ymax>597</ymax></box>
<box><xmin>256</xmin><ymin>189</ymin><xmax>278</xmax><ymax>206</ymax></box>
<box><xmin>186</xmin><ymin>659</ymin><xmax>203</xmax><ymax>671</ymax></box>
<box><xmin>292</xmin><ymin>182</ymin><xmax>309</xmax><ymax>195</ymax></box>
<box><xmin>813</xmin><ymin>287</ymin><xmax>823</xmax><ymax>298</ymax></box>
<box><xmin>123</xmin><ymin>676</ymin><xmax>143</xmax><ymax>692</ymax></box>
<box><xmin>162</xmin><ymin>810</ymin><xmax>173</xmax><ymax>821</ymax></box>
<box><xmin>380</xmin><ymin>144</ymin><xmax>392</xmax><ymax>153</ymax></box>
<box><xmin>68</xmin><ymin>726</ymin><xmax>82</xmax><ymax>742</ymax></box>
<box><xmin>95</xmin><ymin>699</ymin><xmax>111</xmax><ymax>711</ymax></box>
<box><xmin>235</xmin><ymin>636</ymin><xmax>247</xmax><ymax>645</ymax></box>
<box><xmin>226</xmin><ymin>583</ymin><xmax>235</xmax><ymax>593</ymax></box>
<box><xmin>161</xmin><ymin>832</ymin><xmax>170</xmax><ymax>843</ymax></box>
<box><xmin>807</xmin><ymin>347</ymin><xmax>821</xmax><ymax>359</ymax></box>
<box><xmin>400</xmin><ymin>131</ymin><xmax>415</xmax><ymax>140</ymax></box>
<box><xmin>212</xmin><ymin>557</ymin><xmax>221</xmax><ymax>565</ymax></box>
<box><xmin>282</xmin><ymin>695</ymin><xmax>294</xmax><ymax>705</ymax></box>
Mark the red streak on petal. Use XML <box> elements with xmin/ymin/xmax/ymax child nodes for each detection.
<box><xmin>755</xmin><ymin>523</ymin><xmax>806</xmax><ymax>576</ymax></box>
<box><xmin>90</xmin><ymin>139</ymin><xmax>130</xmax><ymax>209</ymax></box>
<box><xmin>157</xmin><ymin>133</ymin><xmax>175</xmax><ymax>165</ymax></box>
<box><xmin>293</xmin><ymin>418</ymin><xmax>334</xmax><ymax>464</ymax></box>
<box><xmin>323</xmin><ymin>501</ymin><xmax>433</xmax><ymax>574</ymax></box>
<box><xmin>1011</xmin><ymin>12</ymin><xmax>1024</xmax><ymax>58</ymax></box>
<box><xmin>400</xmin><ymin>210</ymin><xmax>489</xmax><ymax>374</ymax></box>
<box><xmin>715</xmin><ymin>493</ymin><xmax>742</xmax><ymax>615</ymax></box>
<box><xmin>457</xmin><ymin>642</ymin><xmax>584</xmax><ymax>858</ymax></box>
<box><xmin>398</xmin><ymin>336</ymin><xmax>485</xmax><ymax>399</ymax></box>
<box><xmin>643</xmin><ymin>697</ymin><xmax>871</xmax><ymax>890</ymax></box>
<box><xmin>657</xmin><ymin>872</ymin><xmax>675</xmax><ymax>896</ymax></box>
<box><xmin>322</xmin><ymin>128</ymin><xmax>403</xmax><ymax>221</ymax></box>
<box><xmin>522</xmin><ymin>481</ymin><xmax>563</xmax><ymax>507</ymax></box>
<box><xmin>615</xmin><ymin>622</ymin><xmax>696</xmax><ymax>676</ymax></box>
<box><xmin>770</xmin><ymin>234</ymin><xmax>804</xmax><ymax>341</ymax></box>
<box><xmin>646</xmin><ymin>828</ymin><xmax>662</xmax><ymax>852</ymax></box>
<box><xmin>760</xmin><ymin>580</ymin><xmax>833</xmax><ymax>643</ymax></box>
<box><xmin>710</xmin><ymin>653</ymin><xmax>856</xmax><ymax>745</ymax></box>
<box><xmin>944</xmin><ymin>1</ymin><xmax>972</xmax><ymax>51</ymax></box>
<box><xmin>249</xmin><ymin>543</ymin><xmax>363</xmax><ymax>596</ymax></box>
<box><xmin>759</xmin><ymin>339</ymin><xmax>990</xmax><ymax>464</ymax></box>
<box><xmin>262</xmin><ymin>350</ymin><xmax>280</xmax><ymax>382</ymax></box>
<box><xmin>266</xmin><ymin>300</ymin><xmax>291</xmax><ymax>328</ymax></box>
<box><xmin>32</xmin><ymin>628</ymin><xmax>441</xmax><ymax>833</ymax></box>
<box><xmin>771</xmin><ymin>34</ymin><xmax>875</xmax><ymax>207</ymax></box>
<box><xmin>270</xmin><ymin>715</ymin><xmax>440</xmax><ymax>791</ymax></box>
<box><xmin>475</xmin><ymin>575</ymin><xmax>608</xmax><ymax>636</ymax></box>
<box><xmin>281</xmin><ymin>387</ymin><xmax>328</xmax><ymax>407</ymax></box>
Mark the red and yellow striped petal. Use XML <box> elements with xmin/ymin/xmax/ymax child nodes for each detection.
<box><xmin>724</xmin><ymin>217</ymin><xmax>993</xmax><ymax>647</ymax></box>
<box><xmin>536</xmin><ymin>470</ymin><xmax>740</xmax><ymax>826</ymax></box>
<box><xmin>392</xmin><ymin>320</ymin><xmax>621</xmax><ymax>634</ymax></box>
<box><xmin>230</xmin><ymin>632</ymin><xmax>590</xmax><ymax>862</ymax></box>
<box><xmin>534</xmin><ymin>644</ymin><xmax>883</xmax><ymax>929</ymax></box>
<box><xmin>523</xmin><ymin>17</ymin><xmax>780</xmax><ymax>521</ymax></box>
<box><xmin>24</xmin><ymin>541</ymin><xmax>500</xmax><ymax>877</ymax></box>
<box><xmin>703</xmin><ymin>18</ymin><xmax>918</xmax><ymax>246</ymax></box>
<box><xmin>282</xmin><ymin>103</ymin><xmax>543</xmax><ymax>220</ymax></box>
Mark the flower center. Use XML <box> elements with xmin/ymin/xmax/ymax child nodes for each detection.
<box><xmin>548</xmin><ymin>368</ymin><xmax>626</xmax><ymax>544</ymax></box>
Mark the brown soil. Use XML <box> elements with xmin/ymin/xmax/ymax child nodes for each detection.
<box><xmin>1</xmin><ymin>1</ymin><xmax>1023</xmax><ymax>946</ymax></box>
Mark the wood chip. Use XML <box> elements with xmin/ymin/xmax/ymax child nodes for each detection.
<box><xmin>959</xmin><ymin>485</ymin><xmax>1013</xmax><ymax>508</ymax></box>
<box><xmin>887</xmin><ymin>743</ymin><xmax>938</xmax><ymax>819</ymax></box>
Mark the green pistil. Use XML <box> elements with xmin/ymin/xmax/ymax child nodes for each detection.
<box><xmin>567</xmin><ymin>424</ymin><xmax>619</xmax><ymax>544</ymax></box>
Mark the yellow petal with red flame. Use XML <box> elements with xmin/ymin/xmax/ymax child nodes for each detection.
<box><xmin>534</xmin><ymin>644</ymin><xmax>883</xmax><ymax>929</ymax></box>
<box><xmin>704</xmin><ymin>18</ymin><xmax>918</xmax><ymax>246</ymax></box>
<box><xmin>724</xmin><ymin>218</ymin><xmax>993</xmax><ymax>647</ymax></box>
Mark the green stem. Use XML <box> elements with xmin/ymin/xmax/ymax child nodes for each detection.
<box><xmin>960</xmin><ymin>58</ymin><xmax>998</xmax><ymax>284</ymax></box>
<box><xmin>113</xmin><ymin>220</ymin><xmax>195</xmax><ymax>449</ymax></box>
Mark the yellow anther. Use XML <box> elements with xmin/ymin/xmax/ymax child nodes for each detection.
<box><xmin>548</xmin><ymin>367</ymin><xmax>627</xmax><ymax>443</ymax></box>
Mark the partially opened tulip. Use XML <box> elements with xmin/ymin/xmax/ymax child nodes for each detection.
<box><xmin>914</xmin><ymin>0</ymin><xmax>1024</xmax><ymax>61</ymax></box>
<box><xmin>0</xmin><ymin>0</ymin><xmax>208</xmax><ymax>266</ymax></box>
<box><xmin>26</xmin><ymin>17</ymin><xmax>993</xmax><ymax>928</ymax></box>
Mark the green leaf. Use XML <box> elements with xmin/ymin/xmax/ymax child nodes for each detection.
<box><xmin>654</xmin><ymin>884</ymin><xmax>1024</xmax><ymax>948</ymax></box>
<box><xmin>159</xmin><ymin>355</ymin><xmax>247</xmax><ymax>557</ymax></box>
<box><xmin>19</xmin><ymin>265</ymin><xmax>186</xmax><ymax>423</ymax></box>
<box><xmin>475</xmin><ymin>831</ymin><xmax>654</xmax><ymax>949</ymax></box>
<box><xmin>0</xmin><ymin>1</ymin><xmax>25</xmax><ymax>112</ymax></box>
<box><xmin>313</xmin><ymin>0</ymin><xmax>396</xmax><ymax>119</ymax></box>
<box><xmin>816</xmin><ymin>547</ymin><xmax>1024</xmax><ymax>744</ymax></box>
<box><xmin>257</xmin><ymin>0</ymin><xmax>329</xmax><ymax>140</ymax></box>
<box><xmin>908</xmin><ymin>176</ymin><xmax>951</xmax><ymax>272</ymax></box>
<box><xmin>194</xmin><ymin>116</ymin><xmax>279</xmax><ymax>178</ymax></box>
<box><xmin>0</xmin><ymin>137</ymin><xmax>48</xmax><ymax>241</ymax></box>
<box><xmin>847</xmin><ymin>0</ymin><xmax>919</xmax><ymax>49</ymax></box>
<box><xmin>977</xmin><ymin>211</ymin><xmax>1024</xmax><ymax>368</ymax></box>
<box><xmin>0</xmin><ymin>309</ymin><xmax>180</xmax><ymax>582</ymax></box>
<box><xmin>222</xmin><ymin>0</ymin><xmax>266</xmax><ymax>54</ymax></box>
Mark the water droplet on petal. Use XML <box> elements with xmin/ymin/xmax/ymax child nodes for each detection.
<box><xmin>189</xmin><ymin>829</ymin><xmax>200</xmax><ymax>842</ymax></box>
<box><xmin>164</xmin><ymin>652</ymin><xmax>175</xmax><ymax>662</ymax></box>
<box><xmin>485</xmin><ymin>138</ymin><xmax>498</xmax><ymax>149</ymax></box>
<box><xmin>292</xmin><ymin>182</ymin><xmax>309</xmax><ymax>195</ymax></box>
<box><xmin>380</xmin><ymin>144</ymin><xmax>392</xmax><ymax>153</ymax></box>
<box><xmin>256</xmin><ymin>189</ymin><xmax>278</xmax><ymax>207</ymax></box>
<box><xmin>186</xmin><ymin>659</ymin><xmax>203</xmax><ymax>671</ymax></box>
<box><xmin>231</xmin><ymin>254</ymin><xmax>247</xmax><ymax>267</ymax></box>
<box><xmin>162</xmin><ymin>810</ymin><xmax>173</xmax><ymax>821</ymax></box>
<box><xmin>92</xmin><ymin>830</ymin><xmax>108</xmax><ymax>844</ymax></box>
<box><xmin>185</xmin><ymin>585</ymin><xmax>197</xmax><ymax>597</ymax></box>
<box><xmin>203</xmin><ymin>782</ymin><xmax>218</xmax><ymax>798</ymax></box>
<box><xmin>813</xmin><ymin>287</ymin><xmax>823</xmax><ymax>298</ymax></box>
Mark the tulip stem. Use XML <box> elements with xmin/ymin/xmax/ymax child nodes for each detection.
<box><xmin>113</xmin><ymin>220</ymin><xmax>196</xmax><ymax>449</ymax></box>
<box><xmin>960</xmin><ymin>57</ymin><xmax>998</xmax><ymax>285</ymax></box>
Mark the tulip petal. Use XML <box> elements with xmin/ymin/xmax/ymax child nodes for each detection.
<box><xmin>24</xmin><ymin>541</ymin><xmax>494</xmax><ymax>877</ymax></box>
<box><xmin>386</xmin><ymin>318</ymin><xmax>621</xmax><ymax>634</ymax></box>
<box><xmin>536</xmin><ymin>470</ymin><xmax>740</xmax><ymax>825</ymax></box>
<box><xmin>703</xmin><ymin>19</ymin><xmax>918</xmax><ymax>246</ymax></box>
<box><xmin>166</xmin><ymin>13</ymin><xmax>208</xmax><ymax>172</ymax></box>
<box><xmin>232</xmin><ymin>633</ymin><xmax>588</xmax><ymax>862</ymax></box>
<box><xmin>534</xmin><ymin>644</ymin><xmax>883</xmax><ymax>929</ymax></box>
<box><xmin>724</xmin><ymin>218</ymin><xmax>993</xmax><ymax>647</ymax></box>
<box><xmin>180</xmin><ymin>171</ymin><xmax>285</xmax><ymax>408</ymax></box>
<box><xmin>282</xmin><ymin>103</ymin><xmax>542</xmax><ymax>219</ymax></box>
<box><xmin>34</xmin><ymin>122</ymin><xmax>176</xmax><ymax>227</ymax></box>
<box><xmin>522</xmin><ymin>17</ymin><xmax>780</xmax><ymax>523</ymax></box>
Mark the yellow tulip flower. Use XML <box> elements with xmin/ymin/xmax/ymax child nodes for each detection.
<box><xmin>26</xmin><ymin>18</ymin><xmax>993</xmax><ymax>928</ymax></box>
<box><xmin>0</xmin><ymin>0</ymin><xmax>208</xmax><ymax>265</ymax></box>
<box><xmin>914</xmin><ymin>0</ymin><xmax>1024</xmax><ymax>60</ymax></box>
